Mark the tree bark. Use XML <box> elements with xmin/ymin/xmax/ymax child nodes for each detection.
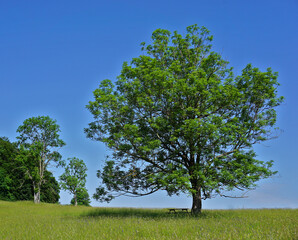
<box><xmin>33</xmin><ymin>184</ymin><xmax>41</xmax><ymax>204</ymax></box>
<box><xmin>74</xmin><ymin>193</ymin><xmax>77</xmax><ymax>206</ymax></box>
<box><xmin>191</xmin><ymin>188</ymin><xmax>202</xmax><ymax>214</ymax></box>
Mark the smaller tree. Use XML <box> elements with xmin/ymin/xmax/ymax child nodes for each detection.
<box><xmin>70</xmin><ymin>188</ymin><xmax>90</xmax><ymax>206</ymax></box>
<box><xmin>59</xmin><ymin>157</ymin><xmax>89</xmax><ymax>206</ymax></box>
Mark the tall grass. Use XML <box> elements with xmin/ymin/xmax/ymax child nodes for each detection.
<box><xmin>0</xmin><ymin>201</ymin><xmax>297</xmax><ymax>239</ymax></box>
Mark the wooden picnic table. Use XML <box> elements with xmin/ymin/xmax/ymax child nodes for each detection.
<box><xmin>168</xmin><ymin>208</ymin><xmax>189</xmax><ymax>213</ymax></box>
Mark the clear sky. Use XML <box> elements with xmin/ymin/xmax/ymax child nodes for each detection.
<box><xmin>0</xmin><ymin>0</ymin><xmax>297</xmax><ymax>209</ymax></box>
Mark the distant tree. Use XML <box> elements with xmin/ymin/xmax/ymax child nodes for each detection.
<box><xmin>85</xmin><ymin>25</ymin><xmax>283</xmax><ymax>214</ymax></box>
<box><xmin>59</xmin><ymin>157</ymin><xmax>89</xmax><ymax>206</ymax></box>
<box><xmin>16</xmin><ymin>116</ymin><xmax>65</xmax><ymax>203</ymax></box>
<box><xmin>70</xmin><ymin>188</ymin><xmax>90</xmax><ymax>206</ymax></box>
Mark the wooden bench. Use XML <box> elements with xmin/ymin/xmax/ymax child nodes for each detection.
<box><xmin>168</xmin><ymin>208</ymin><xmax>189</xmax><ymax>214</ymax></box>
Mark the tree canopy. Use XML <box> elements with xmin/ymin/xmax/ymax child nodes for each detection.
<box><xmin>86</xmin><ymin>24</ymin><xmax>283</xmax><ymax>213</ymax></box>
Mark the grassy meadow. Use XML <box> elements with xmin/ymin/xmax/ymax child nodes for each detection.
<box><xmin>0</xmin><ymin>201</ymin><xmax>297</xmax><ymax>239</ymax></box>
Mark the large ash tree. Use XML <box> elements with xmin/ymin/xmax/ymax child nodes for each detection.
<box><xmin>85</xmin><ymin>25</ymin><xmax>283</xmax><ymax>214</ymax></box>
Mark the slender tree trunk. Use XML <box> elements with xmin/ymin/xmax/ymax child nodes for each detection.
<box><xmin>191</xmin><ymin>188</ymin><xmax>202</xmax><ymax>214</ymax></box>
<box><xmin>33</xmin><ymin>184</ymin><xmax>41</xmax><ymax>204</ymax></box>
<box><xmin>74</xmin><ymin>193</ymin><xmax>77</xmax><ymax>206</ymax></box>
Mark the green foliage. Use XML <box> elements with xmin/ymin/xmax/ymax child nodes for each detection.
<box><xmin>16</xmin><ymin>116</ymin><xmax>65</xmax><ymax>203</ymax></box>
<box><xmin>17</xmin><ymin>116</ymin><xmax>66</xmax><ymax>150</ymax></box>
<box><xmin>0</xmin><ymin>137</ymin><xmax>60</xmax><ymax>203</ymax></box>
<box><xmin>86</xmin><ymin>24</ymin><xmax>283</xmax><ymax>212</ymax></box>
<box><xmin>70</xmin><ymin>188</ymin><xmax>91</xmax><ymax>206</ymax></box>
<box><xmin>40</xmin><ymin>171</ymin><xmax>60</xmax><ymax>203</ymax></box>
<box><xmin>59</xmin><ymin>157</ymin><xmax>89</xmax><ymax>206</ymax></box>
<box><xmin>0</xmin><ymin>137</ymin><xmax>18</xmax><ymax>201</ymax></box>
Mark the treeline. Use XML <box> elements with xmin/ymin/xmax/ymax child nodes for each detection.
<box><xmin>0</xmin><ymin>137</ymin><xmax>60</xmax><ymax>203</ymax></box>
<box><xmin>0</xmin><ymin>116</ymin><xmax>90</xmax><ymax>206</ymax></box>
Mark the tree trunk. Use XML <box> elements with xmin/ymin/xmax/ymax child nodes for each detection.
<box><xmin>74</xmin><ymin>193</ymin><xmax>77</xmax><ymax>206</ymax></box>
<box><xmin>33</xmin><ymin>184</ymin><xmax>41</xmax><ymax>204</ymax></box>
<box><xmin>191</xmin><ymin>188</ymin><xmax>202</xmax><ymax>214</ymax></box>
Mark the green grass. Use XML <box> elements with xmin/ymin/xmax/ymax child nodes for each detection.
<box><xmin>0</xmin><ymin>201</ymin><xmax>297</xmax><ymax>239</ymax></box>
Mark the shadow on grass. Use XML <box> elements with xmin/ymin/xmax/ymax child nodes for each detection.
<box><xmin>80</xmin><ymin>208</ymin><xmax>226</xmax><ymax>219</ymax></box>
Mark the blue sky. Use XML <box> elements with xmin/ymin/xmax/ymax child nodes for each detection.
<box><xmin>0</xmin><ymin>0</ymin><xmax>297</xmax><ymax>209</ymax></box>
